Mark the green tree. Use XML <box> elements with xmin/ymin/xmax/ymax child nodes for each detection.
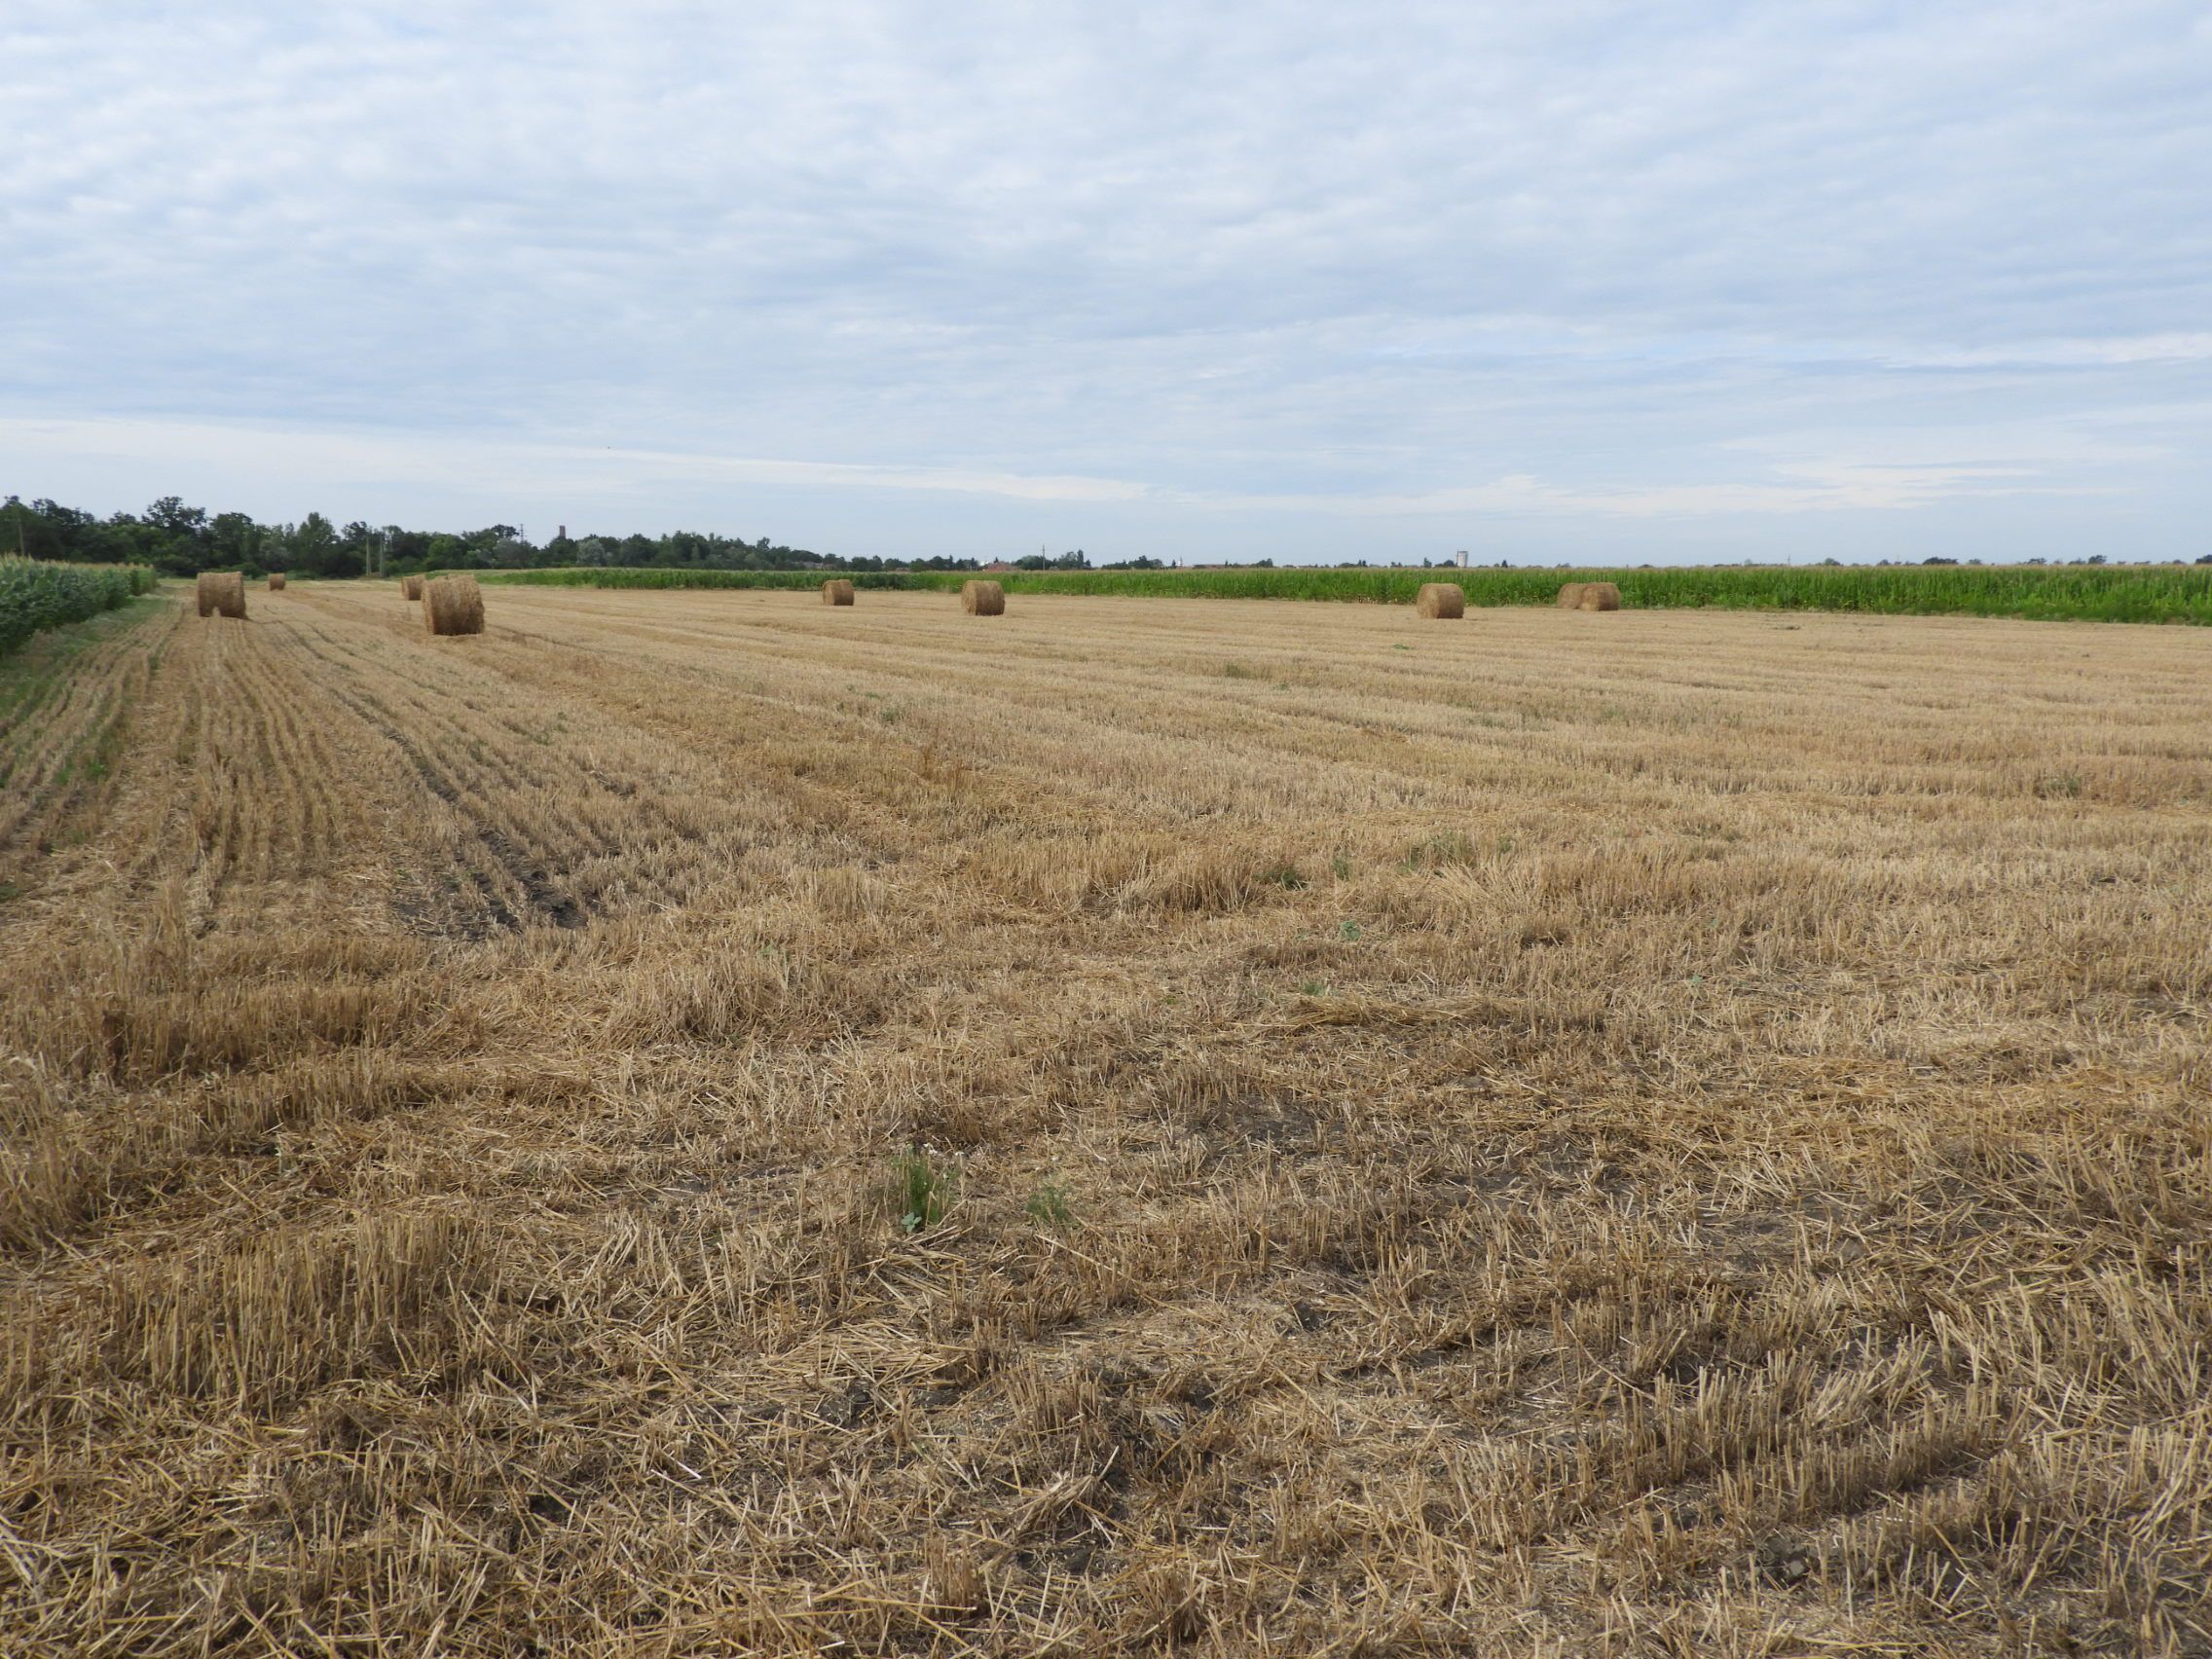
<box><xmin>208</xmin><ymin>512</ymin><xmax>262</xmax><ymax>567</ymax></box>
<box><xmin>144</xmin><ymin>497</ymin><xmax>207</xmax><ymax>538</ymax></box>
<box><xmin>342</xmin><ymin>521</ymin><xmax>377</xmax><ymax>573</ymax></box>
<box><xmin>292</xmin><ymin>512</ymin><xmax>345</xmax><ymax>576</ymax></box>
<box><xmin>1</xmin><ymin>497</ymin><xmax>35</xmax><ymax>558</ymax></box>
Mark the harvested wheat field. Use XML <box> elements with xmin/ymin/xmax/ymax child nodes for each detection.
<box><xmin>1</xmin><ymin>582</ymin><xmax>2208</xmax><ymax>1657</ymax></box>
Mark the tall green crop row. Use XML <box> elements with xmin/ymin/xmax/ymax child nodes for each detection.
<box><xmin>464</xmin><ymin>562</ymin><xmax>2212</xmax><ymax>624</ymax></box>
<box><xmin>0</xmin><ymin>560</ymin><xmax>155</xmax><ymax>658</ymax></box>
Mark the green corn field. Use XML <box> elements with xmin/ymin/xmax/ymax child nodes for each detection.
<box><xmin>463</xmin><ymin>561</ymin><xmax>2212</xmax><ymax>623</ymax></box>
<box><xmin>0</xmin><ymin>561</ymin><xmax>157</xmax><ymax>658</ymax></box>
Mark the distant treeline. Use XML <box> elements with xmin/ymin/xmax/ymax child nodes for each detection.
<box><xmin>7</xmin><ymin>495</ymin><xmax>2209</xmax><ymax>622</ymax></box>
<box><xmin>1</xmin><ymin>495</ymin><xmax>1089</xmax><ymax>578</ymax></box>
<box><xmin>477</xmin><ymin>562</ymin><xmax>2212</xmax><ymax>624</ymax></box>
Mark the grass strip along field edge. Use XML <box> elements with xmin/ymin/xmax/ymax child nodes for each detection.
<box><xmin>453</xmin><ymin>561</ymin><xmax>2212</xmax><ymax>623</ymax></box>
<box><xmin>0</xmin><ymin>560</ymin><xmax>159</xmax><ymax>657</ymax></box>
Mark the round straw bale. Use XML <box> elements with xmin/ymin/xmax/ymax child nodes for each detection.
<box><xmin>1577</xmin><ymin>581</ymin><xmax>1622</xmax><ymax>611</ymax></box>
<box><xmin>822</xmin><ymin>578</ymin><xmax>856</xmax><ymax>606</ymax></box>
<box><xmin>196</xmin><ymin>571</ymin><xmax>246</xmax><ymax>618</ymax></box>
<box><xmin>401</xmin><ymin>575</ymin><xmax>425</xmax><ymax>602</ymax></box>
<box><xmin>1415</xmin><ymin>581</ymin><xmax>1464</xmax><ymax>619</ymax></box>
<box><xmin>423</xmin><ymin>573</ymin><xmax>486</xmax><ymax>637</ymax></box>
<box><xmin>267</xmin><ymin>571</ymin><xmax>286</xmax><ymax>591</ymax></box>
<box><xmin>1556</xmin><ymin>582</ymin><xmax>1588</xmax><ymax>609</ymax></box>
<box><xmin>961</xmin><ymin>579</ymin><xmax>1006</xmax><ymax>616</ymax></box>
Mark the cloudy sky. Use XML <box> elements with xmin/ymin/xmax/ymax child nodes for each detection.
<box><xmin>4</xmin><ymin>2</ymin><xmax>2208</xmax><ymax>564</ymax></box>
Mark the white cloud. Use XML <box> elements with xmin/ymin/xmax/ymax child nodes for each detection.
<box><xmin>1</xmin><ymin>414</ymin><xmax>2098</xmax><ymax>529</ymax></box>
<box><xmin>1199</xmin><ymin>462</ymin><xmax>2107</xmax><ymax>522</ymax></box>
<box><xmin>1886</xmin><ymin>334</ymin><xmax>2212</xmax><ymax>370</ymax></box>
<box><xmin>3</xmin><ymin>1</ymin><xmax>2209</xmax><ymax>561</ymax></box>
